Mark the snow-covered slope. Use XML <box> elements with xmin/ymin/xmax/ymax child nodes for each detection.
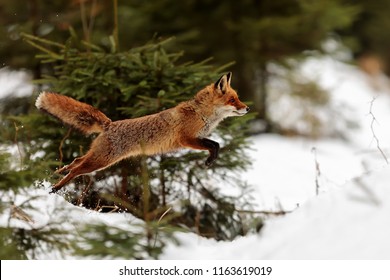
<box><xmin>256</xmin><ymin>167</ymin><xmax>390</xmax><ymax>259</ymax></box>
<box><xmin>163</xmin><ymin>166</ymin><xmax>390</xmax><ymax>259</ymax></box>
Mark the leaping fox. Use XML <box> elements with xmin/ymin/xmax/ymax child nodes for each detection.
<box><xmin>35</xmin><ymin>72</ymin><xmax>249</xmax><ymax>193</ymax></box>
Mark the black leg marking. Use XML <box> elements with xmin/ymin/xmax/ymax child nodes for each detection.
<box><xmin>201</xmin><ymin>138</ymin><xmax>220</xmax><ymax>166</ymax></box>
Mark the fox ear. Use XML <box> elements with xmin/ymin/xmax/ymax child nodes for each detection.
<box><xmin>226</xmin><ymin>72</ymin><xmax>232</xmax><ymax>85</ymax></box>
<box><xmin>214</xmin><ymin>72</ymin><xmax>232</xmax><ymax>94</ymax></box>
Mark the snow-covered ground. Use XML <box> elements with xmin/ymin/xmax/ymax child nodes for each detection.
<box><xmin>163</xmin><ymin>166</ymin><xmax>390</xmax><ymax>259</ymax></box>
<box><xmin>2</xmin><ymin>54</ymin><xmax>390</xmax><ymax>259</ymax></box>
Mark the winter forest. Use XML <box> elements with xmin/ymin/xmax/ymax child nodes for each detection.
<box><xmin>1</xmin><ymin>0</ymin><xmax>390</xmax><ymax>260</ymax></box>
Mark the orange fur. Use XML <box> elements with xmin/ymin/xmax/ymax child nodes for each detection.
<box><xmin>36</xmin><ymin>73</ymin><xmax>249</xmax><ymax>193</ymax></box>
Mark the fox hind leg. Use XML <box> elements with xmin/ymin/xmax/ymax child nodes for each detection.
<box><xmin>50</xmin><ymin>153</ymin><xmax>114</xmax><ymax>193</ymax></box>
<box><xmin>55</xmin><ymin>155</ymin><xmax>86</xmax><ymax>174</ymax></box>
<box><xmin>50</xmin><ymin>169</ymin><xmax>80</xmax><ymax>193</ymax></box>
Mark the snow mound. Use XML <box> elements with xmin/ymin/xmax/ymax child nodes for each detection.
<box><xmin>162</xmin><ymin>166</ymin><xmax>390</xmax><ymax>259</ymax></box>
<box><xmin>254</xmin><ymin>166</ymin><xmax>390</xmax><ymax>259</ymax></box>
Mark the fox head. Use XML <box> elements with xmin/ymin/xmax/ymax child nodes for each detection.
<box><xmin>194</xmin><ymin>72</ymin><xmax>249</xmax><ymax>121</ymax></box>
<box><xmin>211</xmin><ymin>72</ymin><xmax>249</xmax><ymax>118</ymax></box>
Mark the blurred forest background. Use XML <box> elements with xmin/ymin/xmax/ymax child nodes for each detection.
<box><xmin>1</xmin><ymin>0</ymin><xmax>390</xmax><ymax>259</ymax></box>
<box><xmin>2</xmin><ymin>0</ymin><xmax>390</xmax><ymax>122</ymax></box>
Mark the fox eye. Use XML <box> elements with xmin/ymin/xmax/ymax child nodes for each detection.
<box><xmin>229</xmin><ymin>98</ymin><xmax>235</xmax><ymax>104</ymax></box>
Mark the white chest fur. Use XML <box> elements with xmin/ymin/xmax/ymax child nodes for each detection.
<box><xmin>197</xmin><ymin>112</ymin><xmax>229</xmax><ymax>138</ymax></box>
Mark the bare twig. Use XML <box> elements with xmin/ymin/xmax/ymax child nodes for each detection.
<box><xmin>11</xmin><ymin>204</ymin><xmax>35</xmax><ymax>224</ymax></box>
<box><xmin>153</xmin><ymin>207</ymin><xmax>172</xmax><ymax>247</ymax></box>
<box><xmin>113</xmin><ymin>0</ymin><xmax>119</xmax><ymax>50</ymax></box>
<box><xmin>236</xmin><ymin>209</ymin><xmax>292</xmax><ymax>216</ymax></box>
<box><xmin>80</xmin><ymin>0</ymin><xmax>97</xmax><ymax>50</ymax></box>
<box><xmin>13</xmin><ymin>122</ymin><xmax>24</xmax><ymax>168</ymax></box>
<box><xmin>157</xmin><ymin>207</ymin><xmax>172</xmax><ymax>224</ymax></box>
<box><xmin>58</xmin><ymin>128</ymin><xmax>72</xmax><ymax>164</ymax></box>
<box><xmin>368</xmin><ymin>97</ymin><xmax>388</xmax><ymax>164</ymax></box>
<box><xmin>77</xmin><ymin>179</ymin><xmax>93</xmax><ymax>206</ymax></box>
<box><xmin>311</xmin><ymin>147</ymin><xmax>321</xmax><ymax>196</ymax></box>
<box><xmin>88</xmin><ymin>0</ymin><xmax>97</xmax><ymax>38</ymax></box>
<box><xmin>159</xmin><ymin>156</ymin><xmax>167</xmax><ymax>206</ymax></box>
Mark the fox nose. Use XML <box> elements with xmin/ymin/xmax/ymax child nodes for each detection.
<box><xmin>245</xmin><ymin>106</ymin><xmax>250</xmax><ymax>112</ymax></box>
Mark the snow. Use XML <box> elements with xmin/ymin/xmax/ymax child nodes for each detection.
<box><xmin>2</xmin><ymin>54</ymin><xmax>390</xmax><ymax>259</ymax></box>
<box><xmin>0</xmin><ymin>67</ymin><xmax>34</xmax><ymax>99</ymax></box>
<box><xmin>258</xmin><ymin>169</ymin><xmax>390</xmax><ymax>259</ymax></box>
<box><xmin>164</xmin><ymin>167</ymin><xmax>390</xmax><ymax>259</ymax></box>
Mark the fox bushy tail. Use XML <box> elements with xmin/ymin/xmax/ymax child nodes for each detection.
<box><xmin>35</xmin><ymin>92</ymin><xmax>111</xmax><ymax>135</ymax></box>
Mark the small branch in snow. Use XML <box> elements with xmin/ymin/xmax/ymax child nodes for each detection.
<box><xmin>368</xmin><ymin>97</ymin><xmax>389</xmax><ymax>164</ymax></box>
<box><xmin>311</xmin><ymin>147</ymin><xmax>321</xmax><ymax>196</ymax></box>
<box><xmin>236</xmin><ymin>209</ymin><xmax>292</xmax><ymax>216</ymax></box>
<box><xmin>11</xmin><ymin>204</ymin><xmax>35</xmax><ymax>224</ymax></box>
<box><xmin>77</xmin><ymin>179</ymin><xmax>93</xmax><ymax>206</ymax></box>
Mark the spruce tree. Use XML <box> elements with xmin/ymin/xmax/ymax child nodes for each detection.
<box><xmin>0</xmin><ymin>27</ymin><xmax>257</xmax><ymax>258</ymax></box>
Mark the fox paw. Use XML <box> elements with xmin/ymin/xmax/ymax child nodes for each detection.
<box><xmin>205</xmin><ymin>158</ymin><xmax>215</xmax><ymax>167</ymax></box>
<box><xmin>49</xmin><ymin>186</ymin><xmax>60</xmax><ymax>194</ymax></box>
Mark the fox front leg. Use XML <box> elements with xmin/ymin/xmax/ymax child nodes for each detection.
<box><xmin>201</xmin><ymin>138</ymin><xmax>220</xmax><ymax>166</ymax></box>
<box><xmin>180</xmin><ymin>137</ymin><xmax>220</xmax><ymax>166</ymax></box>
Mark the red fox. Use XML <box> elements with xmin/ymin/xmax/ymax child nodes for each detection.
<box><xmin>35</xmin><ymin>72</ymin><xmax>249</xmax><ymax>193</ymax></box>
